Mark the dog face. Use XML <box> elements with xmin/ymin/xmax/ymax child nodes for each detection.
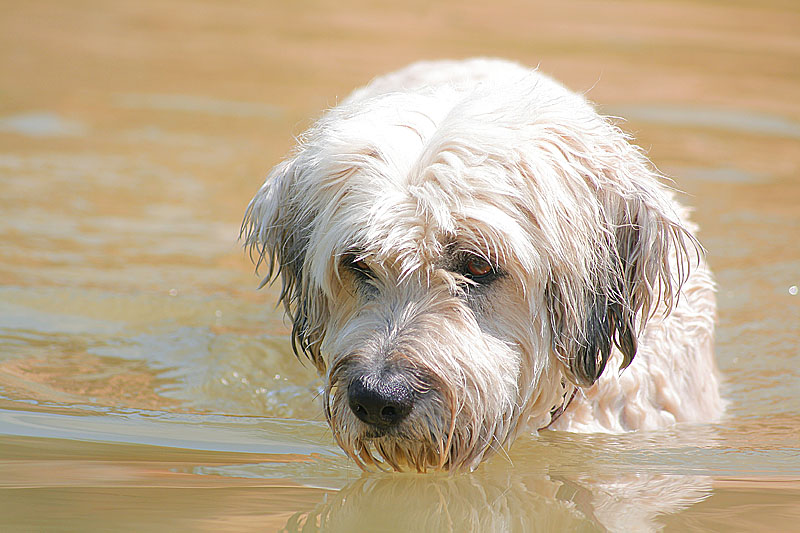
<box><xmin>243</xmin><ymin>62</ymin><xmax>693</xmax><ymax>471</ymax></box>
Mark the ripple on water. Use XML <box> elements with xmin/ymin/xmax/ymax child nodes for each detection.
<box><xmin>608</xmin><ymin>104</ymin><xmax>800</xmax><ymax>139</ymax></box>
<box><xmin>0</xmin><ymin>112</ymin><xmax>87</xmax><ymax>137</ymax></box>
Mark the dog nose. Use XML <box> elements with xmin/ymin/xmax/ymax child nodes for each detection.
<box><xmin>348</xmin><ymin>373</ymin><xmax>414</xmax><ymax>428</ymax></box>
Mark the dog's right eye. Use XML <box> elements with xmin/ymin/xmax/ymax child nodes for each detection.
<box><xmin>344</xmin><ymin>255</ymin><xmax>373</xmax><ymax>278</ymax></box>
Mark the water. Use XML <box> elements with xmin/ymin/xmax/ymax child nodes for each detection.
<box><xmin>1</xmin><ymin>0</ymin><xmax>799</xmax><ymax>531</ymax></box>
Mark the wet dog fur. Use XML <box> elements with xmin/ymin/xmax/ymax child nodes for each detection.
<box><xmin>242</xmin><ymin>58</ymin><xmax>723</xmax><ymax>472</ymax></box>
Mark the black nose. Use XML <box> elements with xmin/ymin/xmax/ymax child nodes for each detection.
<box><xmin>348</xmin><ymin>372</ymin><xmax>415</xmax><ymax>428</ymax></box>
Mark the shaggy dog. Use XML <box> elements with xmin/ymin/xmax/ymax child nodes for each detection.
<box><xmin>242</xmin><ymin>58</ymin><xmax>723</xmax><ymax>472</ymax></box>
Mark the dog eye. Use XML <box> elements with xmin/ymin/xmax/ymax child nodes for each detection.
<box><xmin>462</xmin><ymin>257</ymin><xmax>494</xmax><ymax>281</ymax></box>
<box><xmin>344</xmin><ymin>255</ymin><xmax>373</xmax><ymax>278</ymax></box>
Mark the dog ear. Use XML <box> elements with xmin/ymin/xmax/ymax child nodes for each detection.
<box><xmin>541</xmin><ymin>122</ymin><xmax>697</xmax><ymax>387</ymax></box>
<box><xmin>241</xmin><ymin>157</ymin><xmax>328</xmax><ymax>372</ymax></box>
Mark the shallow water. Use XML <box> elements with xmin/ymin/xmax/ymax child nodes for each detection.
<box><xmin>1</xmin><ymin>0</ymin><xmax>799</xmax><ymax>531</ymax></box>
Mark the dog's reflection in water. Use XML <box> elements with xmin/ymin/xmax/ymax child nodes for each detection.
<box><xmin>281</xmin><ymin>468</ymin><xmax>711</xmax><ymax>532</ymax></box>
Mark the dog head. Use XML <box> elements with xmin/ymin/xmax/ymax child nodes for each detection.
<box><xmin>242</xmin><ymin>66</ymin><xmax>696</xmax><ymax>471</ymax></box>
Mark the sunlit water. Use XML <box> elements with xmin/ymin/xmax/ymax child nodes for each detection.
<box><xmin>1</xmin><ymin>1</ymin><xmax>799</xmax><ymax>531</ymax></box>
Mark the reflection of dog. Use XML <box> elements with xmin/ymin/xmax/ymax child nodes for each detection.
<box><xmin>281</xmin><ymin>469</ymin><xmax>714</xmax><ymax>533</ymax></box>
<box><xmin>243</xmin><ymin>58</ymin><xmax>723</xmax><ymax>472</ymax></box>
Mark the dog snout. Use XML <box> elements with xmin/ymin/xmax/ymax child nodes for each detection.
<box><xmin>348</xmin><ymin>372</ymin><xmax>415</xmax><ymax>428</ymax></box>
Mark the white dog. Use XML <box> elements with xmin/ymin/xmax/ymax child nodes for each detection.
<box><xmin>243</xmin><ymin>58</ymin><xmax>723</xmax><ymax>472</ymax></box>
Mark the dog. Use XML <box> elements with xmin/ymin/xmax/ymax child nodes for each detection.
<box><xmin>242</xmin><ymin>58</ymin><xmax>723</xmax><ymax>472</ymax></box>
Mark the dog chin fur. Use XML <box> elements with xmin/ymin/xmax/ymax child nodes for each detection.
<box><xmin>242</xmin><ymin>58</ymin><xmax>724</xmax><ymax>472</ymax></box>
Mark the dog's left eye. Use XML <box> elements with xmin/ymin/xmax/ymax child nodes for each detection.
<box><xmin>462</xmin><ymin>257</ymin><xmax>495</xmax><ymax>281</ymax></box>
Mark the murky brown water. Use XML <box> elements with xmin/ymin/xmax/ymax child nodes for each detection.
<box><xmin>1</xmin><ymin>0</ymin><xmax>799</xmax><ymax>531</ymax></box>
